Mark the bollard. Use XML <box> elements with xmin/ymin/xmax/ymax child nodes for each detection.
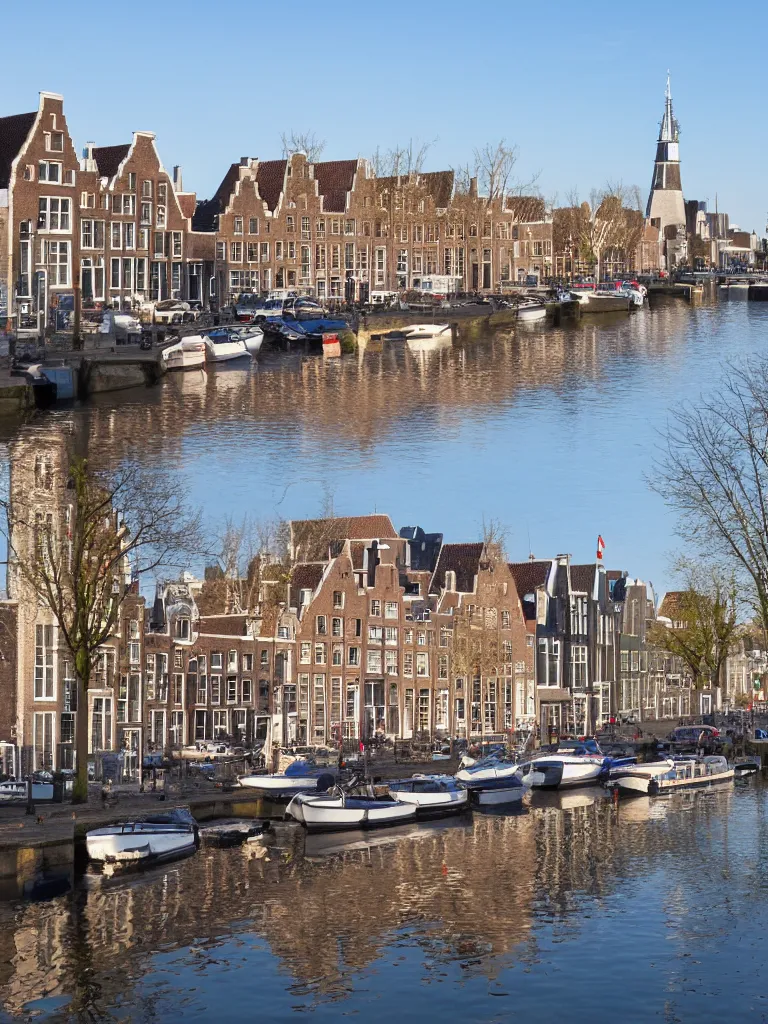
<box><xmin>25</xmin><ymin>776</ymin><xmax>35</xmax><ymax>817</ymax></box>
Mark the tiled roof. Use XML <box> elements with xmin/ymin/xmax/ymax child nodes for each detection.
<box><xmin>314</xmin><ymin>159</ymin><xmax>357</xmax><ymax>213</ymax></box>
<box><xmin>256</xmin><ymin>159</ymin><xmax>287</xmax><ymax>211</ymax></box>
<box><xmin>291</xmin><ymin>563</ymin><xmax>325</xmax><ymax>592</ymax></box>
<box><xmin>658</xmin><ymin>591</ymin><xmax>686</xmax><ymax>620</ymax></box>
<box><xmin>377</xmin><ymin>169</ymin><xmax>455</xmax><ymax>210</ymax></box>
<box><xmin>176</xmin><ymin>193</ymin><xmax>196</xmax><ymax>219</ymax></box>
<box><xmin>192</xmin><ymin>198</ymin><xmax>219</xmax><ymax>232</ymax></box>
<box><xmin>213</xmin><ymin>162</ymin><xmax>242</xmax><ymax>209</ymax></box>
<box><xmin>186</xmin><ymin>231</ymin><xmax>215</xmax><ymax>260</ymax></box>
<box><xmin>570</xmin><ymin>564</ymin><xmax>596</xmax><ymax>594</ymax></box>
<box><xmin>508</xmin><ymin>560</ymin><xmax>550</xmax><ymax>599</ymax></box>
<box><xmin>198</xmin><ymin>614</ymin><xmax>249</xmax><ymax>636</ymax></box>
<box><xmin>93</xmin><ymin>143</ymin><xmax>130</xmax><ymax>179</ymax></box>
<box><xmin>0</xmin><ymin>111</ymin><xmax>36</xmax><ymax>189</ymax></box>
<box><xmin>430</xmin><ymin>543</ymin><xmax>483</xmax><ymax>594</ymax></box>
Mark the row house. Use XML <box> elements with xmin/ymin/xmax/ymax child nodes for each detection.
<box><xmin>656</xmin><ymin>591</ymin><xmax>720</xmax><ymax>718</ymax></box>
<box><xmin>78</xmin><ymin>135</ymin><xmax>192</xmax><ymax>312</ymax></box>
<box><xmin>725</xmin><ymin>632</ymin><xmax>768</xmax><ymax>708</ymax></box>
<box><xmin>509</xmin><ymin>557</ymin><xmax>623</xmax><ymax>739</ymax></box>
<box><xmin>1</xmin><ymin>93</ymin><xmax>81</xmax><ymax>333</ymax></box>
<box><xmin>0</xmin><ymin>91</ymin><xmax>200</xmax><ymax>332</ymax></box>
<box><xmin>201</xmin><ymin>153</ymin><xmax>555</xmax><ymax>306</ymax></box>
<box><xmin>286</xmin><ymin>516</ymin><xmax>531</xmax><ymax>745</ymax></box>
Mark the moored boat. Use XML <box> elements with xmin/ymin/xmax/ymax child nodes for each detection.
<box><xmin>648</xmin><ymin>755</ymin><xmax>734</xmax><ymax>794</ymax></box>
<box><xmin>387</xmin><ymin>775</ymin><xmax>469</xmax><ymax>814</ymax></box>
<box><xmin>161</xmin><ymin>338</ymin><xmax>206</xmax><ymax>371</ymax></box>
<box><xmin>516</xmin><ymin>300</ymin><xmax>547</xmax><ymax>322</ymax></box>
<box><xmin>85</xmin><ymin>809</ymin><xmax>197</xmax><ymax>865</ymax></box>
<box><xmin>608</xmin><ymin>758</ymin><xmax>677</xmax><ymax>796</ymax></box>
<box><xmin>287</xmin><ymin>791</ymin><xmax>417</xmax><ymax>832</ymax></box>
<box><xmin>456</xmin><ymin>753</ymin><xmax>532</xmax><ymax>805</ymax></box>
<box><xmin>238</xmin><ymin>759</ymin><xmax>338</xmax><ymax>799</ymax></box>
<box><xmin>402</xmin><ymin>323</ymin><xmax>451</xmax><ymax>339</ymax></box>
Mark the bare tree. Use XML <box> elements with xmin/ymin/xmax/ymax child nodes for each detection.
<box><xmin>370</xmin><ymin>138</ymin><xmax>434</xmax><ymax>179</ymax></box>
<box><xmin>280</xmin><ymin>130</ymin><xmax>326</xmax><ymax>162</ymax></box>
<box><xmin>2</xmin><ymin>456</ymin><xmax>201</xmax><ymax>802</ymax></box>
<box><xmin>647</xmin><ymin>557</ymin><xmax>738</xmax><ymax>690</ymax></box>
<box><xmin>202</xmin><ymin>515</ymin><xmax>289</xmax><ymax>616</ymax></box>
<box><xmin>653</xmin><ymin>356</ymin><xmax>768</xmax><ymax>638</ymax></box>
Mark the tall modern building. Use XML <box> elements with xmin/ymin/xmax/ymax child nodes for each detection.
<box><xmin>646</xmin><ymin>75</ymin><xmax>687</xmax><ymax>268</ymax></box>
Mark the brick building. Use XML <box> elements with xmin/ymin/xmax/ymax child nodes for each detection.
<box><xmin>0</xmin><ymin>93</ymin><xmax>81</xmax><ymax>333</ymax></box>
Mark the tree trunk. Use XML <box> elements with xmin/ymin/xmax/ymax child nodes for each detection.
<box><xmin>73</xmin><ymin>652</ymin><xmax>90</xmax><ymax>804</ymax></box>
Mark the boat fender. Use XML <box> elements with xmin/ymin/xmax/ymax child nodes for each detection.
<box><xmin>316</xmin><ymin>773</ymin><xmax>335</xmax><ymax>793</ymax></box>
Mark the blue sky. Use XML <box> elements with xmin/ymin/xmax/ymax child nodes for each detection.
<box><xmin>4</xmin><ymin>0</ymin><xmax>766</xmax><ymax>233</ymax></box>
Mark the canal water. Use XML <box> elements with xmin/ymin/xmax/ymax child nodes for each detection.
<box><xmin>13</xmin><ymin>287</ymin><xmax>768</xmax><ymax>592</ymax></box>
<box><xmin>1</xmin><ymin>780</ymin><xmax>765</xmax><ymax>1022</ymax></box>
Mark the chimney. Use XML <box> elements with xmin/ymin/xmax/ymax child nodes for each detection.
<box><xmin>81</xmin><ymin>141</ymin><xmax>97</xmax><ymax>173</ymax></box>
<box><xmin>173</xmin><ymin>165</ymin><xmax>183</xmax><ymax>192</ymax></box>
<box><xmin>469</xmin><ymin>176</ymin><xmax>478</xmax><ymax>198</ymax></box>
<box><xmin>367</xmin><ymin>541</ymin><xmax>379</xmax><ymax>588</ymax></box>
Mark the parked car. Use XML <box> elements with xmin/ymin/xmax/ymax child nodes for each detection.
<box><xmin>667</xmin><ymin>724</ymin><xmax>721</xmax><ymax>750</ymax></box>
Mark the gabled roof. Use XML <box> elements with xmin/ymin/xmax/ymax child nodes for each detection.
<box><xmin>291</xmin><ymin>515</ymin><xmax>398</xmax><ymax>565</ymax></box>
<box><xmin>290</xmin><ymin>563</ymin><xmax>326</xmax><ymax>609</ymax></box>
<box><xmin>192</xmin><ymin>198</ymin><xmax>219</xmax><ymax>232</ymax></box>
<box><xmin>430</xmin><ymin>543</ymin><xmax>483</xmax><ymax>595</ymax></box>
<box><xmin>570</xmin><ymin>564</ymin><xmax>596</xmax><ymax>594</ymax></box>
<box><xmin>508</xmin><ymin>560</ymin><xmax>550</xmax><ymax>600</ymax></box>
<box><xmin>255</xmin><ymin>159</ymin><xmax>287</xmax><ymax>211</ymax></box>
<box><xmin>0</xmin><ymin>111</ymin><xmax>36</xmax><ymax>189</ymax></box>
<box><xmin>314</xmin><ymin>159</ymin><xmax>357</xmax><ymax>212</ymax></box>
<box><xmin>93</xmin><ymin>143</ymin><xmax>130</xmax><ymax>179</ymax></box>
<box><xmin>658</xmin><ymin>591</ymin><xmax>686</xmax><ymax>620</ymax></box>
<box><xmin>212</xmin><ymin>162</ymin><xmax>243</xmax><ymax>209</ymax></box>
<box><xmin>176</xmin><ymin>193</ymin><xmax>196</xmax><ymax>220</ymax></box>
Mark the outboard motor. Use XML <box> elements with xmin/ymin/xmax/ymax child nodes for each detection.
<box><xmin>315</xmin><ymin>773</ymin><xmax>335</xmax><ymax>794</ymax></box>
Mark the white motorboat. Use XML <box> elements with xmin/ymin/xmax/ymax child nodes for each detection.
<box><xmin>516</xmin><ymin>300</ymin><xmax>547</xmax><ymax>322</ymax></box>
<box><xmin>238</xmin><ymin>760</ymin><xmax>337</xmax><ymax>799</ymax></box>
<box><xmin>527</xmin><ymin>752</ymin><xmax>606</xmax><ymax>789</ymax></box>
<box><xmin>242</xmin><ymin>328</ymin><xmax>264</xmax><ymax>355</ymax></box>
<box><xmin>161</xmin><ymin>338</ymin><xmax>206</xmax><ymax>371</ymax></box>
<box><xmin>204</xmin><ymin>337</ymin><xmax>248</xmax><ymax>363</ymax></box>
<box><xmin>287</xmin><ymin>791</ymin><xmax>417</xmax><ymax>831</ymax></box>
<box><xmin>85</xmin><ymin>810</ymin><xmax>197</xmax><ymax>865</ymax></box>
<box><xmin>607</xmin><ymin>758</ymin><xmax>676</xmax><ymax>796</ymax></box>
<box><xmin>0</xmin><ymin>778</ymin><xmax>54</xmax><ymax>802</ymax></box>
<box><xmin>648</xmin><ymin>755</ymin><xmax>734</xmax><ymax>794</ymax></box>
<box><xmin>387</xmin><ymin>775</ymin><xmax>469</xmax><ymax>814</ymax></box>
<box><xmin>402</xmin><ymin>323</ymin><xmax>451</xmax><ymax>339</ymax></box>
<box><xmin>456</xmin><ymin>754</ymin><xmax>533</xmax><ymax>805</ymax></box>
<box><xmin>473</xmin><ymin>777</ymin><xmax>530</xmax><ymax>806</ymax></box>
<box><xmin>456</xmin><ymin>753</ymin><xmax>525</xmax><ymax>785</ymax></box>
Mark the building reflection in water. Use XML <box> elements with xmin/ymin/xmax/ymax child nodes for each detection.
<box><xmin>0</xmin><ymin>786</ymin><xmax>741</xmax><ymax>1018</ymax></box>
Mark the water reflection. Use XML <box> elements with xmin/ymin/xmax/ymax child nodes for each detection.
<box><xmin>0</xmin><ymin>783</ymin><xmax>763</xmax><ymax>1021</ymax></box>
<box><xmin>12</xmin><ymin>294</ymin><xmax>766</xmax><ymax>589</ymax></box>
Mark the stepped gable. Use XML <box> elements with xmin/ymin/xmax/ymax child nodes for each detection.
<box><xmin>93</xmin><ymin>143</ymin><xmax>130</xmax><ymax>179</ymax></box>
<box><xmin>430</xmin><ymin>543</ymin><xmax>484</xmax><ymax>594</ymax></box>
<box><xmin>314</xmin><ymin>159</ymin><xmax>357</xmax><ymax>213</ymax></box>
<box><xmin>0</xmin><ymin>111</ymin><xmax>36</xmax><ymax>188</ymax></box>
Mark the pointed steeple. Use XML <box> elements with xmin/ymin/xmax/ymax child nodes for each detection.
<box><xmin>659</xmin><ymin>71</ymin><xmax>679</xmax><ymax>143</ymax></box>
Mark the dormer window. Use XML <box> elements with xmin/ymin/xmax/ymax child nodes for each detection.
<box><xmin>300</xmin><ymin>588</ymin><xmax>311</xmax><ymax>606</ymax></box>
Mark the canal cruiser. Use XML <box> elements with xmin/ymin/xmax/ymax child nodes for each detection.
<box><xmin>648</xmin><ymin>755</ymin><xmax>734</xmax><ymax>795</ymax></box>
<box><xmin>387</xmin><ymin>775</ymin><xmax>469</xmax><ymax>814</ymax></box>
<box><xmin>238</xmin><ymin>759</ymin><xmax>338</xmax><ymax>799</ymax></box>
<box><xmin>85</xmin><ymin>809</ymin><xmax>198</xmax><ymax>865</ymax></box>
<box><xmin>286</xmin><ymin>789</ymin><xmax>417</xmax><ymax>831</ymax></box>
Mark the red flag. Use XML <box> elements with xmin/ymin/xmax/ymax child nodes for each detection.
<box><xmin>596</xmin><ymin>535</ymin><xmax>605</xmax><ymax>560</ymax></box>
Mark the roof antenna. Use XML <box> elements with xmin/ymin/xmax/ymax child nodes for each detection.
<box><xmin>527</xmin><ymin>522</ymin><xmax>533</xmax><ymax>561</ymax></box>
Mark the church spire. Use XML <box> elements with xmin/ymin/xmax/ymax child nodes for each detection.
<box><xmin>659</xmin><ymin>71</ymin><xmax>679</xmax><ymax>143</ymax></box>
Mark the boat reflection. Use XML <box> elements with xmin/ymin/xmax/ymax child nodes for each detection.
<box><xmin>303</xmin><ymin>815</ymin><xmax>471</xmax><ymax>861</ymax></box>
